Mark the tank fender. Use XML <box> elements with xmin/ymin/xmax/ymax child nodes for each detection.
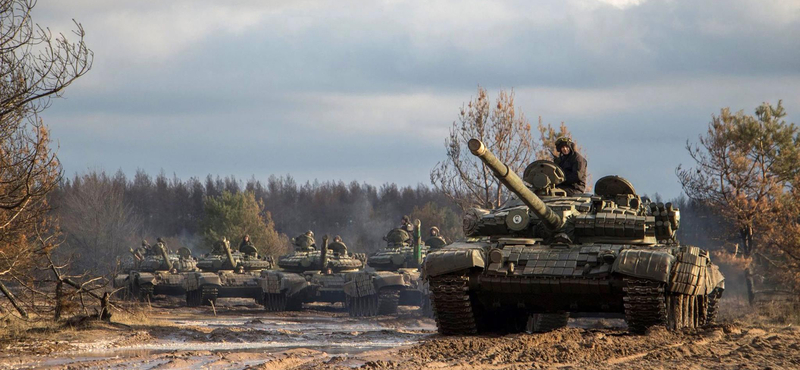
<box><xmin>705</xmin><ymin>264</ymin><xmax>725</xmax><ymax>293</ymax></box>
<box><xmin>197</xmin><ymin>272</ymin><xmax>221</xmax><ymax>286</ymax></box>
<box><xmin>136</xmin><ymin>272</ymin><xmax>156</xmax><ymax>284</ymax></box>
<box><xmin>423</xmin><ymin>244</ymin><xmax>486</xmax><ymax>278</ymax></box>
<box><xmin>343</xmin><ymin>271</ymin><xmax>376</xmax><ymax>298</ymax></box>
<box><xmin>612</xmin><ymin>249</ymin><xmax>675</xmax><ymax>283</ymax></box>
<box><xmin>373</xmin><ymin>271</ymin><xmax>409</xmax><ymax>290</ymax></box>
<box><xmin>260</xmin><ymin>271</ymin><xmax>308</xmax><ymax>296</ymax></box>
<box><xmin>113</xmin><ymin>274</ymin><xmax>129</xmax><ymax>288</ymax></box>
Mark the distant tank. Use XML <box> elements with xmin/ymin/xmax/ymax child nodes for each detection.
<box><xmin>184</xmin><ymin>238</ymin><xmax>274</xmax><ymax>306</ymax></box>
<box><xmin>113</xmin><ymin>241</ymin><xmax>197</xmax><ymax>301</ymax></box>
<box><xmin>260</xmin><ymin>233</ymin><xmax>365</xmax><ymax>311</ymax></box>
<box><xmin>423</xmin><ymin>139</ymin><xmax>725</xmax><ymax>334</ymax></box>
<box><xmin>343</xmin><ymin>221</ymin><xmax>433</xmax><ymax>317</ymax></box>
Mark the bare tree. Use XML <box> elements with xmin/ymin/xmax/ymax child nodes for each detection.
<box><xmin>58</xmin><ymin>173</ymin><xmax>142</xmax><ymax>276</ymax></box>
<box><xmin>431</xmin><ymin>87</ymin><xmax>538</xmax><ymax>210</ymax></box>
<box><xmin>0</xmin><ymin>0</ymin><xmax>92</xmax><ymax>315</ymax></box>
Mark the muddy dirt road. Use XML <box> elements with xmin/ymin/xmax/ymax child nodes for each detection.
<box><xmin>1</xmin><ymin>298</ymin><xmax>798</xmax><ymax>369</ymax></box>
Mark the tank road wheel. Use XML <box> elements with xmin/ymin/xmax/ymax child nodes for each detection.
<box><xmin>201</xmin><ymin>286</ymin><xmax>218</xmax><ymax>306</ymax></box>
<box><xmin>623</xmin><ymin>279</ymin><xmax>668</xmax><ymax>333</ymax></box>
<box><xmin>429</xmin><ymin>273</ymin><xmax>480</xmax><ymax>335</ymax></box>
<box><xmin>527</xmin><ymin>312</ymin><xmax>570</xmax><ymax>333</ymax></box>
<box><xmin>347</xmin><ymin>295</ymin><xmax>378</xmax><ymax>317</ymax></box>
<box><xmin>378</xmin><ymin>288</ymin><xmax>400</xmax><ymax>315</ymax></box>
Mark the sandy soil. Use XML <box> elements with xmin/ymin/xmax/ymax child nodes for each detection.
<box><xmin>1</xmin><ymin>297</ymin><xmax>798</xmax><ymax>370</ymax></box>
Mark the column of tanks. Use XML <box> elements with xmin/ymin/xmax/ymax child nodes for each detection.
<box><xmin>114</xmin><ymin>226</ymin><xmax>448</xmax><ymax>316</ymax></box>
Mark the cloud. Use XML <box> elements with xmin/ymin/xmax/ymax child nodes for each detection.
<box><xmin>31</xmin><ymin>0</ymin><xmax>800</xmax><ymax>200</ymax></box>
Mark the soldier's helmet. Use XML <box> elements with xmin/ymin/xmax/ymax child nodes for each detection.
<box><xmin>430</xmin><ymin>226</ymin><xmax>440</xmax><ymax>236</ymax></box>
<box><xmin>141</xmin><ymin>239</ymin><xmax>148</xmax><ymax>247</ymax></box>
<box><xmin>401</xmin><ymin>215</ymin><xmax>411</xmax><ymax>224</ymax></box>
<box><xmin>156</xmin><ymin>237</ymin><xmax>165</xmax><ymax>243</ymax></box>
<box><xmin>305</xmin><ymin>230</ymin><xmax>314</xmax><ymax>237</ymax></box>
<box><xmin>333</xmin><ymin>235</ymin><xmax>343</xmax><ymax>243</ymax></box>
<box><xmin>555</xmin><ymin>136</ymin><xmax>573</xmax><ymax>151</ymax></box>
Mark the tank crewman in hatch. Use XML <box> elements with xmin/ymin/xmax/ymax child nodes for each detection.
<box><xmin>400</xmin><ymin>215</ymin><xmax>415</xmax><ymax>234</ymax></box>
<box><xmin>425</xmin><ymin>226</ymin><xmax>447</xmax><ymax>250</ymax></box>
<box><xmin>329</xmin><ymin>235</ymin><xmax>348</xmax><ymax>256</ymax></box>
<box><xmin>292</xmin><ymin>231</ymin><xmax>317</xmax><ymax>252</ymax></box>
<box><xmin>554</xmin><ymin>136</ymin><xmax>587</xmax><ymax>196</ymax></box>
<box><xmin>239</xmin><ymin>234</ymin><xmax>258</xmax><ymax>256</ymax></box>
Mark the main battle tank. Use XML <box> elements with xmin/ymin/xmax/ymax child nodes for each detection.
<box><xmin>260</xmin><ymin>233</ymin><xmax>365</xmax><ymax>311</ymax></box>
<box><xmin>113</xmin><ymin>242</ymin><xmax>197</xmax><ymax>301</ymax></box>
<box><xmin>343</xmin><ymin>221</ymin><xmax>432</xmax><ymax>317</ymax></box>
<box><xmin>423</xmin><ymin>139</ymin><xmax>725</xmax><ymax>334</ymax></box>
<box><xmin>184</xmin><ymin>238</ymin><xmax>274</xmax><ymax>306</ymax></box>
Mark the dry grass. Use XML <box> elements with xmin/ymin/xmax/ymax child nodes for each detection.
<box><xmin>719</xmin><ymin>296</ymin><xmax>800</xmax><ymax>327</ymax></box>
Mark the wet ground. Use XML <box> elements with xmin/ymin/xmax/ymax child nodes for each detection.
<box><xmin>1</xmin><ymin>297</ymin><xmax>798</xmax><ymax>369</ymax></box>
<box><xmin>0</xmin><ymin>299</ymin><xmax>435</xmax><ymax>369</ymax></box>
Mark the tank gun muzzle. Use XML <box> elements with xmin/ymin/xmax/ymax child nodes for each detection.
<box><xmin>468</xmin><ymin>139</ymin><xmax>563</xmax><ymax>230</ymax></box>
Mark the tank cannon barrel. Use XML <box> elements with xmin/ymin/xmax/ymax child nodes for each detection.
<box><xmin>320</xmin><ymin>235</ymin><xmax>329</xmax><ymax>273</ymax></box>
<box><xmin>157</xmin><ymin>243</ymin><xmax>173</xmax><ymax>271</ymax></box>
<box><xmin>223</xmin><ymin>238</ymin><xmax>237</xmax><ymax>270</ymax></box>
<box><xmin>468</xmin><ymin>139</ymin><xmax>563</xmax><ymax>230</ymax></box>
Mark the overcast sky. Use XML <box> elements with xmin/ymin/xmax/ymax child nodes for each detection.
<box><xmin>34</xmin><ymin>0</ymin><xmax>800</xmax><ymax>199</ymax></box>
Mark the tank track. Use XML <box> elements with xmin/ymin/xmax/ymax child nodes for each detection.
<box><xmin>429</xmin><ymin>274</ymin><xmax>479</xmax><ymax>335</ymax></box>
<box><xmin>347</xmin><ymin>294</ymin><xmax>378</xmax><ymax>317</ymax></box>
<box><xmin>527</xmin><ymin>312</ymin><xmax>570</xmax><ymax>333</ymax></box>
<box><xmin>263</xmin><ymin>292</ymin><xmax>303</xmax><ymax>312</ymax></box>
<box><xmin>201</xmin><ymin>286</ymin><xmax>218</xmax><ymax>306</ymax></box>
<box><xmin>623</xmin><ymin>278</ymin><xmax>667</xmax><ymax>334</ymax></box>
<box><xmin>186</xmin><ymin>289</ymin><xmax>201</xmax><ymax>307</ymax></box>
<box><xmin>378</xmin><ymin>288</ymin><xmax>400</xmax><ymax>315</ymax></box>
<box><xmin>704</xmin><ymin>287</ymin><xmax>723</xmax><ymax>325</ymax></box>
<box><xmin>138</xmin><ymin>285</ymin><xmax>154</xmax><ymax>302</ymax></box>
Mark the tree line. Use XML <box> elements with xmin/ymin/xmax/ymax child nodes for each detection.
<box><xmin>50</xmin><ymin>171</ymin><xmax>465</xmax><ymax>276</ymax></box>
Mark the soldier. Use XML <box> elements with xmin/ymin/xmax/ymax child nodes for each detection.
<box><xmin>329</xmin><ymin>235</ymin><xmax>348</xmax><ymax>256</ymax></box>
<box><xmin>293</xmin><ymin>231</ymin><xmax>316</xmax><ymax>251</ymax></box>
<box><xmin>425</xmin><ymin>226</ymin><xmax>447</xmax><ymax>250</ymax></box>
<box><xmin>239</xmin><ymin>234</ymin><xmax>258</xmax><ymax>256</ymax></box>
<box><xmin>155</xmin><ymin>237</ymin><xmax>168</xmax><ymax>254</ymax></box>
<box><xmin>554</xmin><ymin>136</ymin><xmax>587</xmax><ymax>196</ymax></box>
<box><xmin>400</xmin><ymin>215</ymin><xmax>414</xmax><ymax>234</ymax></box>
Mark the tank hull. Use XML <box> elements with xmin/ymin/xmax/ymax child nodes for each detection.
<box><xmin>343</xmin><ymin>269</ymin><xmax>430</xmax><ymax>317</ymax></box>
<box><xmin>259</xmin><ymin>270</ymin><xmax>355</xmax><ymax>311</ymax></box>
<box><xmin>185</xmin><ymin>271</ymin><xmax>263</xmax><ymax>306</ymax></box>
<box><xmin>425</xmin><ymin>241</ymin><xmax>725</xmax><ymax>334</ymax></box>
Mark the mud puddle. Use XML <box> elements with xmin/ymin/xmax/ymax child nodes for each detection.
<box><xmin>2</xmin><ymin>305</ymin><xmax>436</xmax><ymax>370</ymax></box>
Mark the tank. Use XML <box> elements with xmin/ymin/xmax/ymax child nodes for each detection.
<box><xmin>260</xmin><ymin>234</ymin><xmax>365</xmax><ymax>311</ymax></box>
<box><xmin>423</xmin><ymin>139</ymin><xmax>725</xmax><ymax>334</ymax></box>
<box><xmin>113</xmin><ymin>242</ymin><xmax>197</xmax><ymax>301</ymax></box>
<box><xmin>343</xmin><ymin>220</ymin><xmax>433</xmax><ymax>317</ymax></box>
<box><xmin>184</xmin><ymin>238</ymin><xmax>274</xmax><ymax>306</ymax></box>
